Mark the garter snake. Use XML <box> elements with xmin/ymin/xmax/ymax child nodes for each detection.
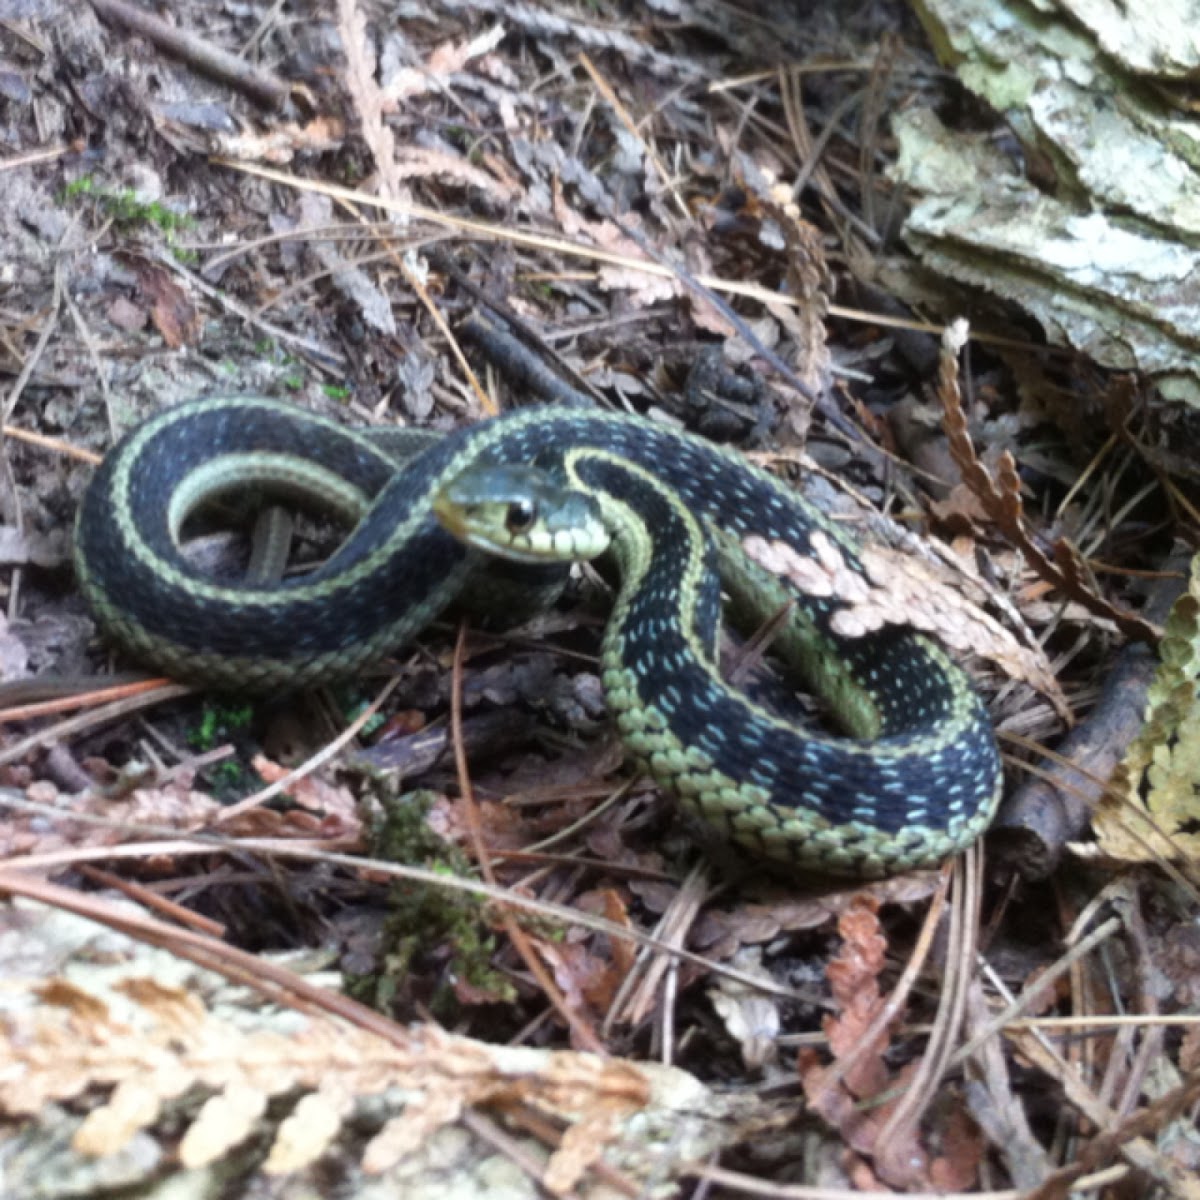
<box><xmin>74</xmin><ymin>395</ymin><xmax>1002</xmax><ymax>876</ymax></box>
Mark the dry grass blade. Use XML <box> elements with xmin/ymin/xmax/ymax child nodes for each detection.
<box><xmin>448</xmin><ymin>621</ymin><xmax>606</xmax><ymax>1055</ymax></box>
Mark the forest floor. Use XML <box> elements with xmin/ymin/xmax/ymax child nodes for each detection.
<box><xmin>1</xmin><ymin>1</ymin><xmax>1198</xmax><ymax>1197</ymax></box>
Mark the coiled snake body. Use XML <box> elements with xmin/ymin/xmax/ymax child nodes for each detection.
<box><xmin>75</xmin><ymin>396</ymin><xmax>1002</xmax><ymax>876</ymax></box>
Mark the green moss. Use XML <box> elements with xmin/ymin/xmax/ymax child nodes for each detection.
<box><xmin>207</xmin><ymin>758</ymin><xmax>251</xmax><ymax>795</ymax></box>
<box><xmin>187</xmin><ymin>700</ymin><xmax>255</xmax><ymax>752</ymax></box>
<box><xmin>347</xmin><ymin>789</ymin><xmax>517</xmax><ymax>1019</ymax></box>
<box><xmin>63</xmin><ymin>175</ymin><xmax>199</xmax><ymax>266</ymax></box>
<box><xmin>63</xmin><ymin>176</ymin><xmax>195</xmax><ymax>236</ymax></box>
<box><xmin>183</xmin><ymin>701</ymin><xmax>257</xmax><ymax>801</ymax></box>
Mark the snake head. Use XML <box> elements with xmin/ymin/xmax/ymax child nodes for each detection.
<box><xmin>432</xmin><ymin>464</ymin><xmax>609</xmax><ymax>564</ymax></box>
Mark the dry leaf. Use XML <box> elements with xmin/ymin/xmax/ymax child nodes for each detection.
<box><xmin>3</xmin><ymin>945</ymin><xmax>651</xmax><ymax>1174</ymax></box>
<box><xmin>381</xmin><ymin>26</ymin><xmax>506</xmax><ymax>105</ymax></box>
<box><xmin>362</xmin><ymin>1090</ymin><xmax>463</xmax><ymax>1175</ymax></box>
<box><xmin>551</xmin><ymin>180</ymin><xmax>679</xmax><ymax>307</ymax></box>
<box><xmin>546</xmin><ymin>1112</ymin><xmax>618</xmax><ymax>1195</ymax></box>
<box><xmin>741</xmin><ymin>528</ymin><xmax>1066</xmax><ymax>712</ymax></box>
<box><xmin>264</xmin><ymin>1090</ymin><xmax>353</xmax><ymax>1174</ymax></box>
<box><xmin>214</xmin><ymin>117</ymin><xmax>346</xmax><ymax>164</ymax></box>
<box><xmin>820</xmin><ymin>895</ymin><xmax>890</xmax><ymax>1100</ymax></box>
<box><xmin>251</xmin><ymin>754</ymin><xmax>361</xmax><ymax>827</ymax></box>
<box><xmin>0</xmin><ymin>900</ymin><xmax>758</xmax><ymax>1193</ymax></box>
<box><xmin>3</xmin><ymin>776</ymin><xmax>353</xmax><ymax>861</ymax></box>
<box><xmin>707</xmin><ymin>948</ymin><xmax>781</xmax><ymax>1070</ymax></box>
<box><xmin>132</xmin><ymin>261</ymin><xmax>201</xmax><ymax>349</ymax></box>
<box><xmin>179</xmin><ymin>1083</ymin><xmax>268</xmax><ymax>1169</ymax></box>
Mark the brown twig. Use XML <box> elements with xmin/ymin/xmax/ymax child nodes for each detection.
<box><xmin>450</xmin><ymin>622</ymin><xmax>607</xmax><ymax>1055</ymax></box>
<box><xmin>0</xmin><ymin>674</ymin><xmax>165</xmax><ymax>723</ymax></box>
<box><xmin>937</xmin><ymin>320</ymin><xmax>1161</xmax><ymax>645</ymax></box>
<box><xmin>0</xmin><ymin>683</ymin><xmax>193</xmax><ymax>770</ymax></box>
<box><xmin>88</xmin><ymin>0</ymin><xmax>290</xmax><ymax>109</ymax></box>
<box><xmin>0</xmin><ymin>423</ymin><xmax>101</xmax><ymax>464</ymax></box>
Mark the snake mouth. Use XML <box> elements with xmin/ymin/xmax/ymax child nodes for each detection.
<box><xmin>429</xmin><ymin>487</ymin><xmax>472</xmax><ymax>543</ymax></box>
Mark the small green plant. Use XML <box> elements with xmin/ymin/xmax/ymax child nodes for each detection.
<box><xmin>187</xmin><ymin>700</ymin><xmax>255</xmax><ymax>752</ymax></box>
<box><xmin>246</xmin><ymin>342</ymin><xmax>308</xmax><ymax>390</ymax></box>
<box><xmin>63</xmin><ymin>176</ymin><xmax>197</xmax><ymax>262</ymax></box>
<box><xmin>64</xmin><ymin>176</ymin><xmax>195</xmax><ymax>235</ymax></box>
<box><xmin>208</xmin><ymin>759</ymin><xmax>251</xmax><ymax>792</ymax></box>
<box><xmin>186</xmin><ymin>701</ymin><xmax>257</xmax><ymax>800</ymax></box>
<box><xmin>343</xmin><ymin>695</ymin><xmax>385</xmax><ymax>737</ymax></box>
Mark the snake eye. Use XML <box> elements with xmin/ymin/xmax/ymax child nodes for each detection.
<box><xmin>505</xmin><ymin>499</ymin><xmax>537</xmax><ymax>535</ymax></box>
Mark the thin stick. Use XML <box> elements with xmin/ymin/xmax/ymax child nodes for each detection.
<box><xmin>88</xmin><ymin>0</ymin><xmax>290</xmax><ymax>109</ymax></box>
